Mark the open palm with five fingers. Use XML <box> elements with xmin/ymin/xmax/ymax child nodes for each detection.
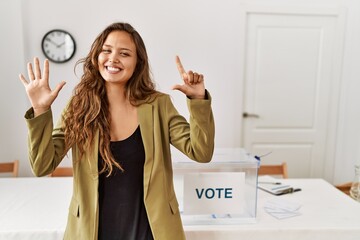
<box><xmin>172</xmin><ymin>56</ymin><xmax>205</xmax><ymax>99</ymax></box>
<box><xmin>19</xmin><ymin>57</ymin><xmax>66</xmax><ymax>116</ymax></box>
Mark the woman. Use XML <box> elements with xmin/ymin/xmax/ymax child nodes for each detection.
<box><xmin>20</xmin><ymin>22</ymin><xmax>215</xmax><ymax>240</ymax></box>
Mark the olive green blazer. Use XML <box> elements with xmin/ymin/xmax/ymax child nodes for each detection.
<box><xmin>25</xmin><ymin>92</ymin><xmax>215</xmax><ymax>240</ymax></box>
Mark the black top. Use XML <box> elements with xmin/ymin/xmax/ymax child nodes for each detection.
<box><xmin>98</xmin><ymin>126</ymin><xmax>153</xmax><ymax>240</ymax></box>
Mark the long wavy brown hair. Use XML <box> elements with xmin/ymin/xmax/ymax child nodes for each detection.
<box><xmin>63</xmin><ymin>22</ymin><xmax>158</xmax><ymax>176</ymax></box>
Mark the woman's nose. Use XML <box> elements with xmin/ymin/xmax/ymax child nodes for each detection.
<box><xmin>109</xmin><ymin>54</ymin><xmax>119</xmax><ymax>63</ymax></box>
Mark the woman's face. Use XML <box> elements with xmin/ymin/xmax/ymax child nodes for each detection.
<box><xmin>98</xmin><ymin>30</ymin><xmax>137</xmax><ymax>86</ymax></box>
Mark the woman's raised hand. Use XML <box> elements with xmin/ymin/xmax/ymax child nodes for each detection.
<box><xmin>19</xmin><ymin>57</ymin><xmax>66</xmax><ymax>116</ymax></box>
<box><xmin>172</xmin><ymin>56</ymin><xmax>205</xmax><ymax>99</ymax></box>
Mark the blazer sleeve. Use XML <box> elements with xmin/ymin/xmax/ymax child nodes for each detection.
<box><xmin>167</xmin><ymin>90</ymin><xmax>215</xmax><ymax>163</ymax></box>
<box><xmin>24</xmin><ymin>108</ymin><xmax>66</xmax><ymax>176</ymax></box>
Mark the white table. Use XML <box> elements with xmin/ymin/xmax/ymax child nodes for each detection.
<box><xmin>184</xmin><ymin>178</ymin><xmax>360</xmax><ymax>240</ymax></box>
<box><xmin>1</xmin><ymin>178</ymin><xmax>360</xmax><ymax>240</ymax></box>
<box><xmin>0</xmin><ymin>177</ymin><xmax>71</xmax><ymax>240</ymax></box>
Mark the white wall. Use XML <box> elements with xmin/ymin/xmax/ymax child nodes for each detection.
<box><xmin>0</xmin><ymin>1</ymin><xmax>28</xmax><ymax>176</ymax></box>
<box><xmin>2</xmin><ymin>0</ymin><xmax>360</xmax><ymax>184</ymax></box>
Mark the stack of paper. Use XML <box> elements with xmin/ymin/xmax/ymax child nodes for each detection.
<box><xmin>264</xmin><ymin>198</ymin><xmax>302</xmax><ymax>219</ymax></box>
<box><xmin>258</xmin><ymin>175</ymin><xmax>298</xmax><ymax>195</ymax></box>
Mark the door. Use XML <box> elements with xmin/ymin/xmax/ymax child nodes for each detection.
<box><xmin>242</xmin><ymin>7</ymin><xmax>345</xmax><ymax>178</ymax></box>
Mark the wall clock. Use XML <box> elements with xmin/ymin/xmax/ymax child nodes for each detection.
<box><xmin>41</xmin><ymin>29</ymin><xmax>76</xmax><ymax>63</ymax></box>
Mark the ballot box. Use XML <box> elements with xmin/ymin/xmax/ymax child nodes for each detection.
<box><xmin>172</xmin><ymin>148</ymin><xmax>259</xmax><ymax>225</ymax></box>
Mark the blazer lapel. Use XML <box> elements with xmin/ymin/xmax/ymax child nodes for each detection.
<box><xmin>138</xmin><ymin>103</ymin><xmax>154</xmax><ymax>198</ymax></box>
<box><xmin>88</xmin><ymin>130</ymin><xmax>100</xmax><ymax>180</ymax></box>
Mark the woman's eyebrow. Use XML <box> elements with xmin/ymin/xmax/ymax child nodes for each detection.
<box><xmin>103</xmin><ymin>44</ymin><xmax>133</xmax><ymax>52</ymax></box>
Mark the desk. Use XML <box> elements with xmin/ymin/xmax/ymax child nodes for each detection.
<box><xmin>1</xmin><ymin>178</ymin><xmax>360</xmax><ymax>240</ymax></box>
<box><xmin>184</xmin><ymin>178</ymin><xmax>360</xmax><ymax>240</ymax></box>
<box><xmin>0</xmin><ymin>178</ymin><xmax>71</xmax><ymax>240</ymax></box>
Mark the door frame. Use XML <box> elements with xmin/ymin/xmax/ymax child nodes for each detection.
<box><xmin>238</xmin><ymin>5</ymin><xmax>346</xmax><ymax>182</ymax></box>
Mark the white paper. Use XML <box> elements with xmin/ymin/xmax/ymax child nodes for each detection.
<box><xmin>258</xmin><ymin>175</ymin><xmax>294</xmax><ymax>195</ymax></box>
<box><xmin>183</xmin><ymin>172</ymin><xmax>245</xmax><ymax>215</ymax></box>
<box><xmin>264</xmin><ymin>198</ymin><xmax>302</xmax><ymax>219</ymax></box>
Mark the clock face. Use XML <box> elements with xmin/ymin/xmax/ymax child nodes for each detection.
<box><xmin>41</xmin><ymin>29</ymin><xmax>76</xmax><ymax>63</ymax></box>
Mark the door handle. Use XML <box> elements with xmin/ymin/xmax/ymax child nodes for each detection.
<box><xmin>243</xmin><ymin>112</ymin><xmax>260</xmax><ymax>118</ymax></box>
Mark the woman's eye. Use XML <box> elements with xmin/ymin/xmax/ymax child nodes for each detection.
<box><xmin>102</xmin><ymin>49</ymin><xmax>111</xmax><ymax>53</ymax></box>
<box><xmin>120</xmin><ymin>52</ymin><xmax>130</xmax><ymax>57</ymax></box>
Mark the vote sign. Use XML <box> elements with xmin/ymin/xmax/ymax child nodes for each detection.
<box><xmin>183</xmin><ymin>172</ymin><xmax>246</xmax><ymax>215</ymax></box>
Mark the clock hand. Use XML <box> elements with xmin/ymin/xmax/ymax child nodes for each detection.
<box><xmin>46</xmin><ymin>38</ymin><xmax>59</xmax><ymax>47</ymax></box>
<box><xmin>57</xmin><ymin>42</ymin><xmax>65</xmax><ymax>48</ymax></box>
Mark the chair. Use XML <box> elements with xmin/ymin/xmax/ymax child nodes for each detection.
<box><xmin>258</xmin><ymin>162</ymin><xmax>288</xmax><ymax>178</ymax></box>
<box><xmin>335</xmin><ymin>182</ymin><xmax>352</xmax><ymax>195</ymax></box>
<box><xmin>49</xmin><ymin>167</ymin><xmax>73</xmax><ymax>177</ymax></box>
<box><xmin>0</xmin><ymin>160</ymin><xmax>19</xmax><ymax>177</ymax></box>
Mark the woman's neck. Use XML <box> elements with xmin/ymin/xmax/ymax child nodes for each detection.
<box><xmin>105</xmin><ymin>83</ymin><xmax>138</xmax><ymax>141</ymax></box>
<box><xmin>106</xmin><ymin>83</ymin><xmax>129</xmax><ymax>106</ymax></box>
